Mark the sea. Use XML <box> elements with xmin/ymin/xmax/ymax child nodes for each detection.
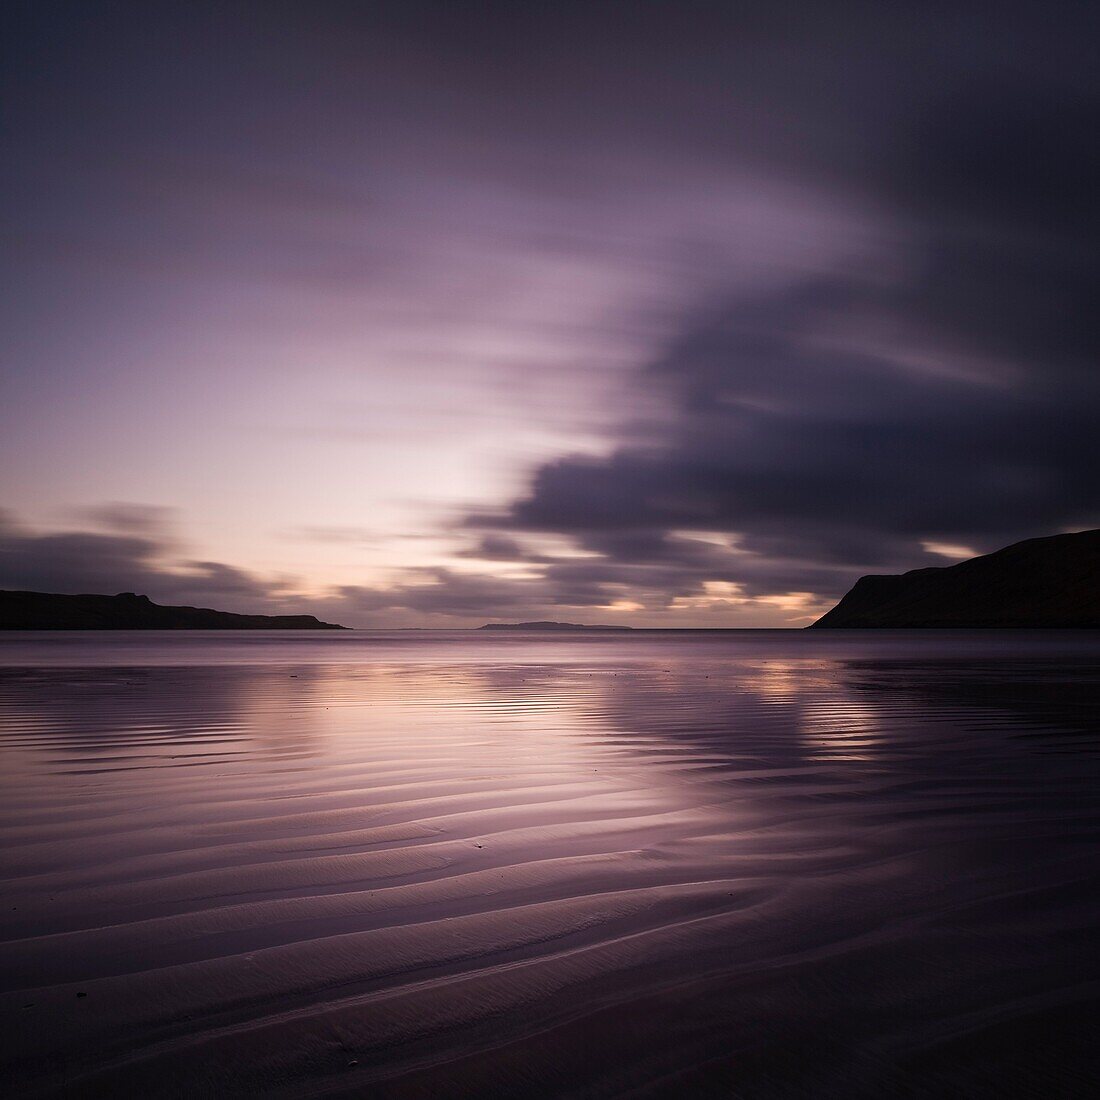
<box><xmin>1</xmin><ymin>629</ymin><xmax>1099</xmax><ymax>1097</ymax></box>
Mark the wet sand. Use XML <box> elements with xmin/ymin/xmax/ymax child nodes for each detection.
<box><xmin>1</xmin><ymin>630</ymin><xmax>1099</xmax><ymax>1096</ymax></box>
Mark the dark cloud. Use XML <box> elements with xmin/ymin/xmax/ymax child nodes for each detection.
<box><xmin>0</xmin><ymin>510</ymin><xmax>280</xmax><ymax>609</ymax></box>
<box><xmin>0</xmin><ymin>510</ymin><xmax>161</xmax><ymax>596</ymax></box>
<box><xmin>332</xmin><ymin>569</ymin><xmax>547</xmax><ymax>618</ymax></box>
<box><xmin>456</xmin><ymin>534</ymin><xmax>529</xmax><ymax>561</ymax></box>
<box><xmin>465</xmin><ymin>52</ymin><xmax>1100</xmax><ymax>610</ymax></box>
<box><xmin>0</xmin><ymin>508</ymin><xmax>630</xmax><ymax>626</ymax></box>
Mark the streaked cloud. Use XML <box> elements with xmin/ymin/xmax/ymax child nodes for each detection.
<box><xmin>2</xmin><ymin>3</ymin><xmax>1097</xmax><ymax>624</ymax></box>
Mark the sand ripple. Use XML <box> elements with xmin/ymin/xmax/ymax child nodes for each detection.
<box><xmin>2</xmin><ymin>631</ymin><xmax>1100</xmax><ymax>1096</ymax></box>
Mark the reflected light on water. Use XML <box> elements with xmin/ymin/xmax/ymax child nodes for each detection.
<box><xmin>2</xmin><ymin>631</ymin><xmax>1100</xmax><ymax>1097</ymax></box>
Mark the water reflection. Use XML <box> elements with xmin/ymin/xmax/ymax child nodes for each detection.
<box><xmin>1</xmin><ymin>634</ymin><xmax>1099</xmax><ymax>1097</ymax></box>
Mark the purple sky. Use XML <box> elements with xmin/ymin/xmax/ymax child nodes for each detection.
<box><xmin>2</xmin><ymin>2</ymin><xmax>1098</xmax><ymax>626</ymax></box>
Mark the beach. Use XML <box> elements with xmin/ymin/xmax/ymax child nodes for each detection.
<box><xmin>2</xmin><ymin>630</ymin><xmax>1099</xmax><ymax>1096</ymax></box>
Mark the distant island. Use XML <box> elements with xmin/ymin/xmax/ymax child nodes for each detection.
<box><xmin>479</xmin><ymin>621</ymin><xmax>633</xmax><ymax>631</ymax></box>
<box><xmin>810</xmin><ymin>529</ymin><xmax>1100</xmax><ymax>628</ymax></box>
<box><xmin>0</xmin><ymin>591</ymin><xmax>346</xmax><ymax>630</ymax></box>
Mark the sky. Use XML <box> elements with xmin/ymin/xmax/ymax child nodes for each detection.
<box><xmin>2</xmin><ymin>1</ymin><xmax>1098</xmax><ymax>626</ymax></box>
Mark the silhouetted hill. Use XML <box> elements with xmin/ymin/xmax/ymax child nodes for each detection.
<box><xmin>0</xmin><ymin>591</ymin><xmax>346</xmax><ymax>630</ymax></box>
<box><xmin>479</xmin><ymin>621</ymin><xmax>632</xmax><ymax>631</ymax></box>
<box><xmin>810</xmin><ymin>530</ymin><xmax>1100</xmax><ymax>628</ymax></box>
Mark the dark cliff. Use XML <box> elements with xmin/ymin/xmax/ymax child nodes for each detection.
<box><xmin>810</xmin><ymin>529</ymin><xmax>1100</xmax><ymax>628</ymax></box>
<box><xmin>0</xmin><ymin>591</ymin><xmax>346</xmax><ymax>630</ymax></box>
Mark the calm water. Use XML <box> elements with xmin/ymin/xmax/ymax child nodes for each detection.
<box><xmin>2</xmin><ymin>630</ymin><xmax>1099</xmax><ymax>1098</ymax></box>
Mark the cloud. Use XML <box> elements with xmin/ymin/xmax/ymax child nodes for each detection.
<box><xmin>0</xmin><ymin>507</ymin><xmax>632</xmax><ymax>626</ymax></box>
<box><xmin>72</xmin><ymin>502</ymin><xmax>178</xmax><ymax>537</ymax></box>
<box><xmin>456</xmin><ymin>534</ymin><xmax>529</xmax><ymax>561</ymax></box>
<box><xmin>457</xmin><ymin>67</ymin><xmax>1100</xmax><ymax>613</ymax></box>
<box><xmin>0</xmin><ymin>503</ymin><xmax>821</xmax><ymax>626</ymax></box>
<box><xmin>3</xmin><ymin>5</ymin><xmax>1098</xmax><ymax>627</ymax></box>
<box><xmin>0</xmin><ymin>509</ymin><xmax>285</xmax><ymax>610</ymax></box>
